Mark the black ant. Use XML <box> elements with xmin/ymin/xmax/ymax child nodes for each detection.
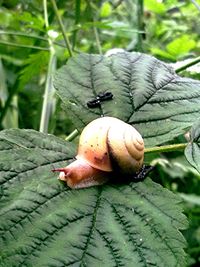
<box><xmin>87</xmin><ymin>92</ymin><xmax>113</xmax><ymax>108</ymax></box>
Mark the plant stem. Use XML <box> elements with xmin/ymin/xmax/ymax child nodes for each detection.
<box><xmin>0</xmin><ymin>40</ymin><xmax>49</xmax><ymax>51</ymax></box>
<box><xmin>44</xmin><ymin>0</ymin><xmax>49</xmax><ymax>28</ymax></box>
<box><xmin>144</xmin><ymin>143</ymin><xmax>187</xmax><ymax>154</ymax></box>
<box><xmin>93</xmin><ymin>26</ymin><xmax>102</xmax><ymax>55</ymax></box>
<box><xmin>39</xmin><ymin>53</ymin><xmax>56</xmax><ymax>132</ymax></box>
<box><xmin>136</xmin><ymin>0</ymin><xmax>144</xmax><ymax>52</ymax></box>
<box><xmin>86</xmin><ymin>0</ymin><xmax>102</xmax><ymax>54</ymax></box>
<box><xmin>175</xmin><ymin>56</ymin><xmax>200</xmax><ymax>73</ymax></box>
<box><xmin>65</xmin><ymin>129</ymin><xmax>79</xmax><ymax>141</ymax></box>
<box><xmin>40</xmin><ymin>0</ymin><xmax>57</xmax><ymax>133</ymax></box>
<box><xmin>50</xmin><ymin>0</ymin><xmax>73</xmax><ymax>57</ymax></box>
<box><xmin>0</xmin><ymin>30</ymin><xmax>66</xmax><ymax>48</ymax></box>
<box><xmin>191</xmin><ymin>0</ymin><xmax>200</xmax><ymax>12</ymax></box>
<box><xmin>72</xmin><ymin>0</ymin><xmax>81</xmax><ymax>50</ymax></box>
<box><xmin>0</xmin><ymin>79</ymin><xmax>19</xmax><ymax>128</ymax></box>
<box><xmin>0</xmin><ymin>59</ymin><xmax>18</xmax><ymax>129</ymax></box>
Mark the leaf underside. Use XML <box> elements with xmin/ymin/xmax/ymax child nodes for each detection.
<box><xmin>0</xmin><ymin>129</ymin><xmax>188</xmax><ymax>267</ymax></box>
<box><xmin>54</xmin><ymin>52</ymin><xmax>200</xmax><ymax>147</ymax></box>
<box><xmin>185</xmin><ymin>119</ymin><xmax>200</xmax><ymax>173</ymax></box>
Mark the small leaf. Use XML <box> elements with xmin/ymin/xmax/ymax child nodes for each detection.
<box><xmin>54</xmin><ymin>52</ymin><xmax>200</xmax><ymax>147</ymax></box>
<box><xmin>0</xmin><ymin>129</ymin><xmax>188</xmax><ymax>266</ymax></box>
<box><xmin>19</xmin><ymin>51</ymin><xmax>49</xmax><ymax>89</ymax></box>
<box><xmin>16</xmin><ymin>12</ymin><xmax>45</xmax><ymax>32</ymax></box>
<box><xmin>100</xmin><ymin>2</ymin><xmax>112</xmax><ymax>17</ymax></box>
<box><xmin>185</xmin><ymin>119</ymin><xmax>200</xmax><ymax>173</ymax></box>
<box><xmin>144</xmin><ymin>0</ymin><xmax>166</xmax><ymax>14</ymax></box>
<box><xmin>0</xmin><ymin>59</ymin><xmax>18</xmax><ymax>128</ymax></box>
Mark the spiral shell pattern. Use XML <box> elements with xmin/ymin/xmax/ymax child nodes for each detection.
<box><xmin>76</xmin><ymin>117</ymin><xmax>144</xmax><ymax>174</ymax></box>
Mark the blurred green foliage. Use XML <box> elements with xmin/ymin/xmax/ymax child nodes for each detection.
<box><xmin>151</xmin><ymin>154</ymin><xmax>200</xmax><ymax>266</ymax></box>
<box><xmin>0</xmin><ymin>0</ymin><xmax>199</xmax><ymax>265</ymax></box>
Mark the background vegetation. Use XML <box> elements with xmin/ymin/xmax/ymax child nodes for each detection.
<box><xmin>0</xmin><ymin>0</ymin><xmax>200</xmax><ymax>266</ymax></box>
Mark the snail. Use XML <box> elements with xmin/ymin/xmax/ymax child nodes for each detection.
<box><xmin>52</xmin><ymin>117</ymin><xmax>147</xmax><ymax>189</ymax></box>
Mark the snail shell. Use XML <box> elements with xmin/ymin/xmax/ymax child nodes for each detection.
<box><xmin>52</xmin><ymin>117</ymin><xmax>144</xmax><ymax>189</ymax></box>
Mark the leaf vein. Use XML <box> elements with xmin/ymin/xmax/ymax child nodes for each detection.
<box><xmin>79</xmin><ymin>187</ymin><xmax>102</xmax><ymax>264</ymax></box>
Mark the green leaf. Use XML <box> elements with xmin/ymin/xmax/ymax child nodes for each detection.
<box><xmin>19</xmin><ymin>51</ymin><xmax>49</xmax><ymax>89</ymax></box>
<box><xmin>179</xmin><ymin>193</ymin><xmax>200</xmax><ymax>206</ymax></box>
<box><xmin>185</xmin><ymin>119</ymin><xmax>200</xmax><ymax>173</ymax></box>
<box><xmin>144</xmin><ymin>0</ymin><xmax>166</xmax><ymax>14</ymax></box>
<box><xmin>150</xmin><ymin>47</ymin><xmax>176</xmax><ymax>61</ymax></box>
<box><xmin>166</xmin><ymin>35</ymin><xmax>196</xmax><ymax>58</ymax></box>
<box><xmin>0</xmin><ymin>9</ymin><xmax>15</xmax><ymax>28</ymax></box>
<box><xmin>16</xmin><ymin>12</ymin><xmax>45</xmax><ymax>32</ymax></box>
<box><xmin>54</xmin><ymin>52</ymin><xmax>200</xmax><ymax>147</ymax></box>
<box><xmin>0</xmin><ymin>129</ymin><xmax>188</xmax><ymax>266</ymax></box>
<box><xmin>100</xmin><ymin>2</ymin><xmax>112</xmax><ymax>17</ymax></box>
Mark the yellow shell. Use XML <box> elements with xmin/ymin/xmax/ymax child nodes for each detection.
<box><xmin>76</xmin><ymin>117</ymin><xmax>144</xmax><ymax>174</ymax></box>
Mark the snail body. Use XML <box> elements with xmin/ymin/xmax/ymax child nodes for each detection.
<box><xmin>53</xmin><ymin>117</ymin><xmax>144</xmax><ymax>189</ymax></box>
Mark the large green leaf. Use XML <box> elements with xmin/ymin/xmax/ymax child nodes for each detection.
<box><xmin>0</xmin><ymin>129</ymin><xmax>188</xmax><ymax>266</ymax></box>
<box><xmin>54</xmin><ymin>52</ymin><xmax>200</xmax><ymax>147</ymax></box>
<box><xmin>185</xmin><ymin>120</ymin><xmax>200</xmax><ymax>173</ymax></box>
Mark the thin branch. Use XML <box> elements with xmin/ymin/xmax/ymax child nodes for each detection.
<box><xmin>144</xmin><ymin>143</ymin><xmax>187</xmax><ymax>154</ymax></box>
<box><xmin>0</xmin><ymin>30</ymin><xmax>66</xmax><ymax>48</ymax></box>
<box><xmin>50</xmin><ymin>0</ymin><xmax>73</xmax><ymax>57</ymax></box>
<box><xmin>0</xmin><ymin>40</ymin><xmax>49</xmax><ymax>51</ymax></box>
<box><xmin>39</xmin><ymin>53</ymin><xmax>57</xmax><ymax>133</ymax></box>
<box><xmin>72</xmin><ymin>0</ymin><xmax>81</xmax><ymax>50</ymax></box>
<box><xmin>86</xmin><ymin>0</ymin><xmax>102</xmax><ymax>54</ymax></box>
<box><xmin>175</xmin><ymin>56</ymin><xmax>200</xmax><ymax>73</ymax></box>
<box><xmin>40</xmin><ymin>0</ymin><xmax>57</xmax><ymax>133</ymax></box>
<box><xmin>65</xmin><ymin>129</ymin><xmax>79</xmax><ymax>141</ymax></box>
<box><xmin>93</xmin><ymin>26</ymin><xmax>102</xmax><ymax>54</ymax></box>
<box><xmin>43</xmin><ymin>0</ymin><xmax>54</xmax><ymax>52</ymax></box>
<box><xmin>136</xmin><ymin>0</ymin><xmax>144</xmax><ymax>52</ymax></box>
<box><xmin>44</xmin><ymin>0</ymin><xmax>49</xmax><ymax>28</ymax></box>
<box><xmin>113</xmin><ymin>0</ymin><xmax>123</xmax><ymax>9</ymax></box>
<box><xmin>191</xmin><ymin>0</ymin><xmax>200</xmax><ymax>12</ymax></box>
<box><xmin>0</xmin><ymin>79</ymin><xmax>19</xmax><ymax>127</ymax></box>
<box><xmin>0</xmin><ymin>30</ymin><xmax>48</xmax><ymax>40</ymax></box>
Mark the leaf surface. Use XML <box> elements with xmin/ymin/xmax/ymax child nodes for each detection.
<box><xmin>0</xmin><ymin>129</ymin><xmax>188</xmax><ymax>267</ymax></box>
<box><xmin>185</xmin><ymin>119</ymin><xmax>200</xmax><ymax>173</ymax></box>
<box><xmin>54</xmin><ymin>52</ymin><xmax>200</xmax><ymax>147</ymax></box>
